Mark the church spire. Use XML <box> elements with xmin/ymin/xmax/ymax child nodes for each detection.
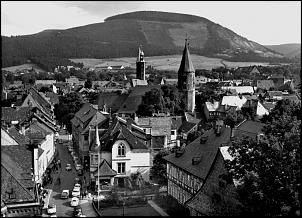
<box><xmin>178</xmin><ymin>38</ymin><xmax>195</xmax><ymax>74</ymax></box>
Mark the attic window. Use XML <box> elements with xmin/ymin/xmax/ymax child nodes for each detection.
<box><xmin>200</xmin><ymin>136</ymin><xmax>208</xmax><ymax>144</ymax></box>
<box><xmin>175</xmin><ymin>148</ymin><xmax>185</xmax><ymax>157</ymax></box>
<box><xmin>84</xmin><ymin>110</ymin><xmax>90</xmax><ymax>115</ymax></box>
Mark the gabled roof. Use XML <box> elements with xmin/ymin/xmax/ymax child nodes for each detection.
<box><xmin>25</xmin><ymin>122</ymin><xmax>48</xmax><ymax>140</ymax></box>
<box><xmin>171</xmin><ymin>116</ymin><xmax>183</xmax><ymax>130</ymax></box>
<box><xmin>235</xmin><ymin>120</ymin><xmax>264</xmax><ymax>138</ymax></box>
<box><xmin>74</xmin><ymin>103</ymin><xmax>97</xmax><ymax>123</ymax></box>
<box><xmin>81</xmin><ymin>112</ymin><xmax>107</xmax><ymax>134</ymax></box>
<box><xmin>164</xmin><ymin>127</ymin><xmax>231</xmax><ymax>180</ymax></box>
<box><xmin>178</xmin><ymin>41</ymin><xmax>195</xmax><ymax>74</ymax></box>
<box><xmin>267</xmin><ymin>91</ymin><xmax>283</xmax><ymax>97</ymax></box>
<box><xmin>28</xmin><ymin>87</ymin><xmax>52</xmax><ymax>115</ymax></box>
<box><xmin>221</xmin><ymin>95</ymin><xmax>247</xmax><ymax>109</ymax></box>
<box><xmin>257</xmin><ymin>80</ymin><xmax>275</xmax><ymax>90</ymax></box>
<box><xmin>132</xmin><ymin>79</ymin><xmax>148</xmax><ymax>87</ymax></box>
<box><xmin>117</xmin><ymin>85</ymin><xmax>160</xmax><ymax>114</ymax></box>
<box><xmin>205</xmin><ymin>101</ymin><xmax>220</xmax><ymax>112</ymax></box>
<box><xmin>151</xmin><ymin>136</ymin><xmax>166</xmax><ymax>149</ymax></box>
<box><xmin>262</xmin><ymin>102</ymin><xmax>276</xmax><ymax>111</ymax></box>
<box><xmin>185</xmin><ymin>112</ymin><xmax>200</xmax><ymax>124</ymax></box>
<box><xmin>1</xmin><ymin>145</ymin><xmax>34</xmax><ymax>189</ymax></box>
<box><xmin>97</xmin><ymin>92</ymin><xmax>128</xmax><ymax>113</ymax></box>
<box><xmin>92</xmin><ymin>159</ymin><xmax>117</xmax><ymax>177</ymax></box>
<box><xmin>97</xmin><ymin>117</ymin><xmax>148</xmax><ymax>151</ymax></box>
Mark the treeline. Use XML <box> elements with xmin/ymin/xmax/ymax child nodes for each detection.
<box><xmin>30</xmin><ymin>57</ymin><xmax>83</xmax><ymax>72</ymax></box>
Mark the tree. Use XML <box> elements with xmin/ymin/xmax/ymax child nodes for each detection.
<box><xmin>87</xmin><ymin>71</ymin><xmax>97</xmax><ymax>81</ymax></box>
<box><xmin>224</xmin><ymin>109</ymin><xmax>244</xmax><ymax>128</ymax></box>
<box><xmin>150</xmin><ymin>150</ymin><xmax>172</xmax><ymax>185</ymax></box>
<box><xmin>54</xmin><ymin>92</ymin><xmax>84</xmax><ymax>133</ymax></box>
<box><xmin>84</xmin><ymin>79</ymin><xmax>92</xmax><ymax>88</ymax></box>
<box><xmin>226</xmin><ymin>100</ymin><xmax>301</xmax><ymax>216</ymax></box>
<box><xmin>39</xmin><ymin>86</ymin><xmax>52</xmax><ymax>93</ymax></box>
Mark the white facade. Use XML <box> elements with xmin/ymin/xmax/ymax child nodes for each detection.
<box><xmin>256</xmin><ymin>101</ymin><xmax>269</xmax><ymax>118</ymax></box>
<box><xmin>111</xmin><ymin>139</ymin><xmax>151</xmax><ymax>182</ymax></box>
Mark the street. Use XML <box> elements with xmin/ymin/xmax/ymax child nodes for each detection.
<box><xmin>47</xmin><ymin>140</ymin><xmax>97</xmax><ymax>217</ymax></box>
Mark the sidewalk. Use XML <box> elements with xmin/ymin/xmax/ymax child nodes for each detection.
<box><xmin>42</xmin><ymin>189</ymin><xmax>53</xmax><ymax>209</ymax></box>
<box><xmin>148</xmin><ymin>200</ymin><xmax>169</xmax><ymax>216</ymax></box>
<box><xmin>80</xmin><ymin>198</ymin><xmax>98</xmax><ymax>217</ymax></box>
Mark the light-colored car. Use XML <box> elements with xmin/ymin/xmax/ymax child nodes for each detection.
<box><xmin>70</xmin><ymin>197</ymin><xmax>79</xmax><ymax>207</ymax></box>
<box><xmin>66</xmin><ymin>164</ymin><xmax>72</xmax><ymax>171</ymax></box>
<box><xmin>72</xmin><ymin>188</ymin><xmax>81</xmax><ymax>197</ymax></box>
<box><xmin>74</xmin><ymin>183</ymin><xmax>81</xmax><ymax>190</ymax></box>
<box><xmin>73</xmin><ymin>156</ymin><xmax>79</xmax><ymax>162</ymax></box>
<box><xmin>47</xmin><ymin>204</ymin><xmax>56</xmax><ymax>214</ymax></box>
<box><xmin>61</xmin><ymin>190</ymin><xmax>69</xmax><ymax>199</ymax></box>
<box><xmin>75</xmin><ymin>164</ymin><xmax>83</xmax><ymax>171</ymax></box>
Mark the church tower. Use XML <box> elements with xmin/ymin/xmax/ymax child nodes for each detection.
<box><xmin>136</xmin><ymin>45</ymin><xmax>146</xmax><ymax>81</ymax></box>
<box><xmin>177</xmin><ymin>39</ymin><xmax>195</xmax><ymax>112</ymax></box>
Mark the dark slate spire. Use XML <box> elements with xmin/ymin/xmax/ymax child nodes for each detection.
<box><xmin>178</xmin><ymin>39</ymin><xmax>195</xmax><ymax>74</ymax></box>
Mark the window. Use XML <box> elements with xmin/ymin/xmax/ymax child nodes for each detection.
<box><xmin>171</xmin><ymin>130</ymin><xmax>175</xmax><ymax>135</ymax></box>
<box><xmin>84</xmin><ymin>135</ymin><xmax>88</xmax><ymax>141</ymax></box>
<box><xmin>118</xmin><ymin>143</ymin><xmax>126</xmax><ymax>156</ymax></box>
<box><xmin>117</xmin><ymin>162</ymin><xmax>125</xmax><ymax>174</ymax></box>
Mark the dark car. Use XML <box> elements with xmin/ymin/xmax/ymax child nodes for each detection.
<box><xmin>77</xmin><ymin>169</ymin><xmax>83</xmax><ymax>176</ymax></box>
<box><xmin>73</xmin><ymin>206</ymin><xmax>82</xmax><ymax>216</ymax></box>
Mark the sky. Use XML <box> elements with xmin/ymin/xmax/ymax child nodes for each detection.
<box><xmin>1</xmin><ymin>1</ymin><xmax>301</xmax><ymax>45</ymax></box>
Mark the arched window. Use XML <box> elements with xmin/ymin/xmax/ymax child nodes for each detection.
<box><xmin>118</xmin><ymin>143</ymin><xmax>125</xmax><ymax>156</ymax></box>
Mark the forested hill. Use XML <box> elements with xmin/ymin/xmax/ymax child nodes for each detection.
<box><xmin>2</xmin><ymin>11</ymin><xmax>290</xmax><ymax>68</ymax></box>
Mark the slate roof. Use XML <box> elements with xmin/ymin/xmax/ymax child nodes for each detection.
<box><xmin>1</xmin><ymin>145</ymin><xmax>34</xmax><ymax>189</ymax></box>
<box><xmin>25</xmin><ymin>122</ymin><xmax>48</xmax><ymax>140</ymax></box>
<box><xmin>1</xmin><ymin>107</ymin><xmax>33</xmax><ymax>124</ymax></box>
<box><xmin>163</xmin><ymin>127</ymin><xmax>231</xmax><ymax>180</ymax></box>
<box><xmin>257</xmin><ymin>80</ymin><xmax>275</xmax><ymax>90</ymax></box>
<box><xmin>282</xmin><ymin>95</ymin><xmax>300</xmax><ymax>103</ymax></box>
<box><xmin>178</xmin><ymin>41</ymin><xmax>195</xmax><ymax>73</ymax></box>
<box><xmin>235</xmin><ymin>120</ymin><xmax>264</xmax><ymax>139</ymax></box>
<box><xmin>179</xmin><ymin>121</ymin><xmax>197</xmax><ymax>133</ymax></box>
<box><xmin>92</xmin><ymin>159</ymin><xmax>117</xmax><ymax>177</ymax></box>
<box><xmin>117</xmin><ymin>85</ymin><xmax>160</xmax><ymax>114</ymax></box>
<box><xmin>28</xmin><ymin>87</ymin><xmax>52</xmax><ymax>115</ymax></box>
<box><xmin>97</xmin><ymin>117</ymin><xmax>148</xmax><ymax>152</ymax></box>
<box><xmin>74</xmin><ymin>103</ymin><xmax>97</xmax><ymax>123</ymax></box>
<box><xmin>45</xmin><ymin>92</ymin><xmax>59</xmax><ymax>105</ymax></box>
<box><xmin>7</xmin><ymin>127</ymin><xmax>30</xmax><ymax>145</ymax></box>
<box><xmin>1</xmin><ymin>162</ymin><xmax>35</xmax><ymax>203</ymax></box>
<box><xmin>97</xmin><ymin>93</ymin><xmax>128</xmax><ymax>113</ymax></box>
<box><xmin>81</xmin><ymin>112</ymin><xmax>107</xmax><ymax>134</ymax></box>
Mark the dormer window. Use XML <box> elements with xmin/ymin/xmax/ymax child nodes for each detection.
<box><xmin>118</xmin><ymin>143</ymin><xmax>126</xmax><ymax>157</ymax></box>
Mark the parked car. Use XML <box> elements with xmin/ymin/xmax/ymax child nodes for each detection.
<box><xmin>73</xmin><ymin>206</ymin><xmax>82</xmax><ymax>216</ymax></box>
<box><xmin>72</xmin><ymin>188</ymin><xmax>80</xmax><ymax>197</ymax></box>
<box><xmin>61</xmin><ymin>190</ymin><xmax>69</xmax><ymax>199</ymax></box>
<box><xmin>73</xmin><ymin>156</ymin><xmax>79</xmax><ymax>163</ymax></box>
<box><xmin>47</xmin><ymin>204</ymin><xmax>56</xmax><ymax>214</ymax></box>
<box><xmin>77</xmin><ymin>169</ymin><xmax>83</xmax><ymax>176</ymax></box>
<box><xmin>74</xmin><ymin>183</ymin><xmax>81</xmax><ymax>190</ymax></box>
<box><xmin>75</xmin><ymin>164</ymin><xmax>83</xmax><ymax>171</ymax></box>
<box><xmin>66</xmin><ymin>164</ymin><xmax>72</xmax><ymax>171</ymax></box>
<box><xmin>70</xmin><ymin>197</ymin><xmax>79</xmax><ymax>207</ymax></box>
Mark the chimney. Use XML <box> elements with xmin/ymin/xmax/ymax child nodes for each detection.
<box><xmin>192</xmin><ymin>157</ymin><xmax>201</xmax><ymax>165</ymax></box>
<box><xmin>200</xmin><ymin>136</ymin><xmax>208</xmax><ymax>144</ymax></box>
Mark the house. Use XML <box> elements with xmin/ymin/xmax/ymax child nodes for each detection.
<box><xmin>21</xmin><ymin>87</ymin><xmax>54</xmax><ymax>119</ymax></box>
<box><xmin>269</xmin><ymin>75</ymin><xmax>285</xmax><ymax>88</ymax></box>
<box><xmin>178</xmin><ymin>121</ymin><xmax>198</xmax><ymax>140</ymax></box>
<box><xmin>185</xmin><ymin>146</ymin><xmax>243</xmax><ymax>216</ymax></box>
<box><xmin>195</xmin><ymin>75</ymin><xmax>210</xmax><ymax>86</ymax></box>
<box><xmin>163</xmin><ymin>126</ymin><xmax>232</xmax><ymax>206</ymax></box>
<box><xmin>65</xmin><ymin>76</ymin><xmax>85</xmax><ymax>86</ymax></box>
<box><xmin>265</xmin><ymin>91</ymin><xmax>283</xmax><ymax>101</ymax></box>
<box><xmin>221</xmin><ymin>95</ymin><xmax>247</xmax><ymax>110</ymax></box>
<box><xmin>35</xmin><ymin>80</ymin><xmax>57</xmax><ymax>86</ymax></box>
<box><xmin>233</xmin><ymin>120</ymin><xmax>265</xmax><ymax>140</ymax></box>
<box><xmin>164</xmin><ymin>78</ymin><xmax>178</xmax><ymax>86</ymax></box>
<box><xmin>256</xmin><ymin>80</ymin><xmax>275</xmax><ymax>91</ymax></box>
<box><xmin>131</xmin><ymin>79</ymin><xmax>148</xmax><ymax>87</ymax></box>
<box><xmin>89</xmin><ymin>117</ymin><xmax>151</xmax><ymax>189</ymax></box>
<box><xmin>221</xmin><ymin>86</ymin><xmax>255</xmax><ymax>94</ymax></box>
<box><xmin>92</xmin><ymin>81</ymin><xmax>110</xmax><ymax>89</ymax></box>
<box><xmin>152</xmin><ymin>77</ymin><xmax>165</xmax><ymax>86</ymax></box>
<box><xmin>25</xmin><ymin>119</ymin><xmax>56</xmax><ymax>184</ymax></box>
<box><xmin>70</xmin><ymin>103</ymin><xmax>108</xmax><ymax>168</ymax></box>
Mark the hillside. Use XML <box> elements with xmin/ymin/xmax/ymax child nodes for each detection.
<box><xmin>265</xmin><ymin>43</ymin><xmax>301</xmax><ymax>58</ymax></box>
<box><xmin>2</xmin><ymin>11</ymin><xmax>289</xmax><ymax>68</ymax></box>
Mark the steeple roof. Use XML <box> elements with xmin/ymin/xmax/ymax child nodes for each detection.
<box><xmin>178</xmin><ymin>40</ymin><xmax>195</xmax><ymax>73</ymax></box>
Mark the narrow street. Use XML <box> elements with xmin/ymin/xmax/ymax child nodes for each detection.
<box><xmin>47</xmin><ymin>140</ymin><xmax>97</xmax><ymax>217</ymax></box>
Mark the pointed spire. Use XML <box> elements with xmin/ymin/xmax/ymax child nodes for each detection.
<box><xmin>178</xmin><ymin>37</ymin><xmax>195</xmax><ymax>74</ymax></box>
